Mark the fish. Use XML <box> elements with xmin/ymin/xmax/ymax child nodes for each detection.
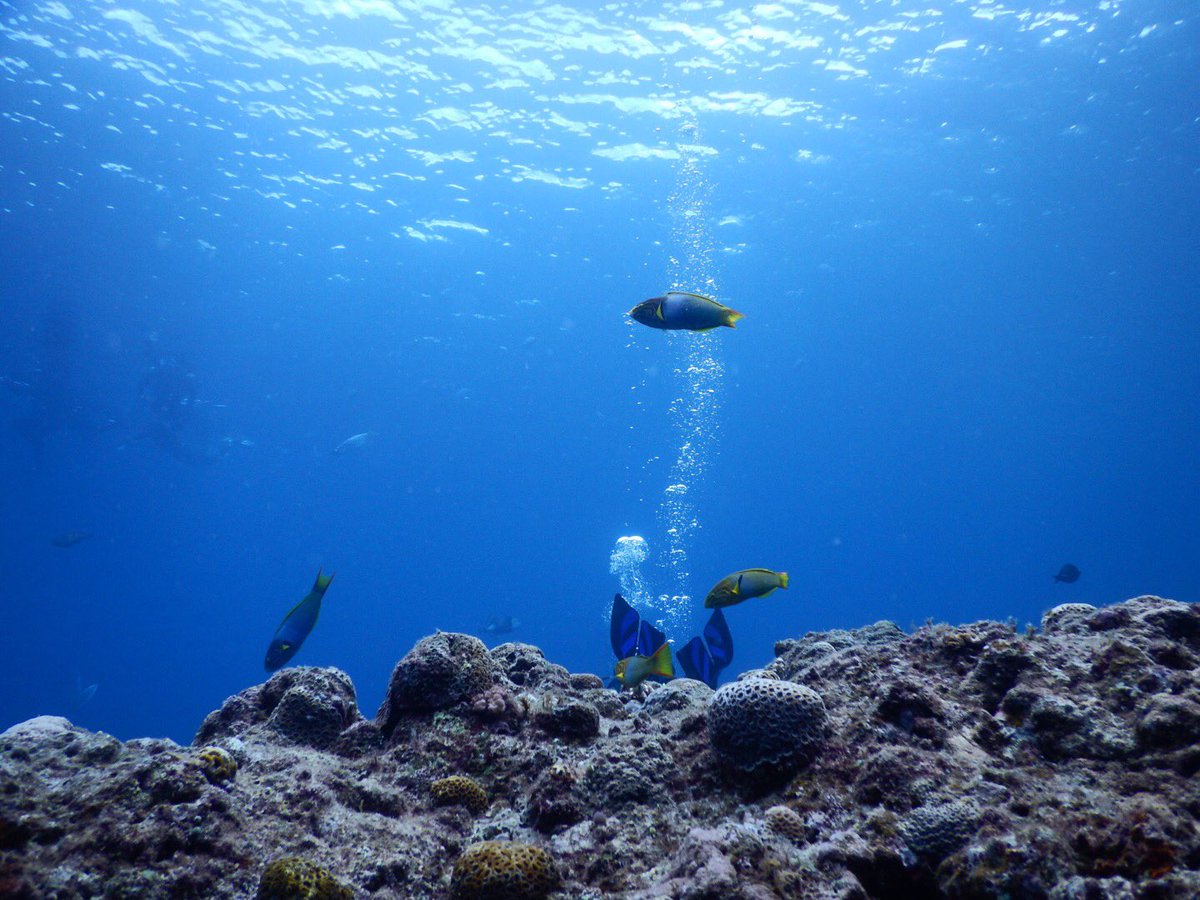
<box><xmin>1054</xmin><ymin>564</ymin><xmax>1081</xmax><ymax>584</ymax></box>
<box><xmin>51</xmin><ymin>531</ymin><xmax>93</xmax><ymax>548</ymax></box>
<box><xmin>628</xmin><ymin>291</ymin><xmax>744</xmax><ymax>332</ymax></box>
<box><xmin>614</xmin><ymin>642</ymin><xmax>674</xmax><ymax>689</ymax></box>
<box><xmin>74</xmin><ymin>676</ymin><xmax>99</xmax><ymax>709</ymax></box>
<box><xmin>333</xmin><ymin>431</ymin><xmax>376</xmax><ymax>454</ymax></box>
<box><xmin>704</xmin><ymin>568</ymin><xmax>789</xmax><ymax>609</ymax></box>
<box><xmin>264</xmin><ymin>569</ymin><xmax>335</xmax><ymax>672</ymax></box>
<box><xmin>483</xmin><ymin>614</ymin><xmax>521</xmax><ymax>635</ymax></box>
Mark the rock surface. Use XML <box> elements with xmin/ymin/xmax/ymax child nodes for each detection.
<box><xmin>2</xmin><ymin>596</ymin><xmax>1199</xmax><ymax>898</ymax></box>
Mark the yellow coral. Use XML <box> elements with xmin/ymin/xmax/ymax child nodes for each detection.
<box><xmin>431</xmin><ymin>775</ymin><xmax>489</xmax><ymax>814</ymax></box>
<box><xmin>257</xmin><ymin>857</ymin><xmax>352</xmax><ymax>900</ymax></box>
<box><xmin>764</xmin><ymin>805</ymin><xmax>806</xmax><ymax>844</ymax></box>
<box><xmin>195</xmin><ymin>746</ymin><xmax>237</xmax><ymax>785</ymax></box>
<box><xmin>450</xmin><ymin>841</ymin><xmax>557</xmax><ymax>900</ymax></box>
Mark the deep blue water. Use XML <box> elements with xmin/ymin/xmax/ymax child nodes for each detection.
<box><xmin>1</xmin><ymin>0</ymin><xmax>1197</xmax><ymax>744</ymax></box>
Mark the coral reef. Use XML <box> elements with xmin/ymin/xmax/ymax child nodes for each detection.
<box><xmin>2</xmin><ymin>594</ymin><xmax>1200</xmax><ymax>898</ymax></box>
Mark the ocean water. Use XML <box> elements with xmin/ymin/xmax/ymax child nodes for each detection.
<box><xmin>1</xmin><ymin>0</ymin><xmax>1196</xmax><ymax>744</ymax></box>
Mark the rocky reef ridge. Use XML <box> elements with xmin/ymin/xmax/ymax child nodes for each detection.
<box><xmin>3</xmin><ymin>595</ymin><xmax>1200</xmax><ymax>898</ymax></box>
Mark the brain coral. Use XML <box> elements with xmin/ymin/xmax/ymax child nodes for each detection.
<box><xmin>431</xmin><ymin>775</ymin><xmax>489</xmax><ymax>814</ymax></box>
<box><xmin>269</xmin><ymin>683</ymin><xmax>353</xmax><ymax>750</ymax></box>
<box><xmin>450</xmin><ymin>841</ymin><xmax>557</xmax><ymax>900</ymax></box>
<box><xmin>707</xmin><ymin>677</ymin><xmax>828</xmax><ymax>777</ymax></box>
<box><xmin>257</xmin><ymin>857</ymin><xmax>352</xmax><ymax>900</ymax></box>
<box><xmin>1041</xmin><ymin>603</ymin><xmax>1099</xmax><ymax>634</ymax></box>
<box><xmin>764</xmin><ymin>805</ymin><xmax>807</xmax><ymax>844</ymax></box>
<box><xmin>899</xmin><ymin>801</ymin><xmax>981</xmax><ymax>862</ymax></box>
<box><xmin>376</xmin><ymin>633</ymin><xmax>496</xmax><ymax>734</ymax></box>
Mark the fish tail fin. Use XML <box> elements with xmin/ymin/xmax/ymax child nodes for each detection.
<box><xmin>313</xmin><ymin>568</ymin><xmax>335</xmax><ymax>595</ymax></box>
<box><xmin>724</xmin><ymin>309</ymin><xmax>745</xmax><ymax>328</ymax></box>
<box><xmin>778</xmin><ymin>572</ymin><xmax>789</xmax><ymax>589</ymax></box>
<box><xmin>649</xmin><ymin>643</ymin><xmax>675</xmax><ymax>679</ymax></box>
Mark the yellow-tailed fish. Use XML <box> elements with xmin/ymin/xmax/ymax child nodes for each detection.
<box><xmin>614</xmin><ymin>642</ymin><xmax>674</xmax><ymax>689</ymax></box>
<box><xmin>704</xmin><ymin>568</ymin><xmax>788</xmax><ymax>609</ymax></box>
<box><xmin>264</xmin><ymin>569</ymin><xmax>334</xmax><ymax>671</ymax></box>
<box><xmin>628</xmin><ymin>291</ymin><xmax>744</xmax><ymax>332</ymax></box>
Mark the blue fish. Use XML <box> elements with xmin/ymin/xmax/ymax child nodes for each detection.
<box><xmin>628</xmin><ymin>291</ymin><xmax>744</xmax><ymax>332</ymax></box>
<box><xmin>264</xmin><ymin>569</ymin><xmax>334</xmax><ymax>672</ymax></box>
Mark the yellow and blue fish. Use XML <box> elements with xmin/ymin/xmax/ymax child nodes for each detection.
<box><xmin>614</xmin><ymin>642</ymin><xmax>675</xmax><ymax>689</ymax></box>
<box><xmin>264</xmin><ymin>569</ymin><xmax>334</xmax><ymax>671</ymax></box>
<box><xmin>628</xmin><ymin>291</ymin><xmax>744</xmax><ymax>332</ymax></box>
<box><xmin>704</xmin><ymin>568</ymin><xmax>788</xmax><ymax>609</ymax></box>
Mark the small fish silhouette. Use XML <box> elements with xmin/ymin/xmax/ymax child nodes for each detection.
<box><xmin>51</xmin><ymin>531</ymin><xmax>93</xmax><ymax>548</ymax></box>
<box><xmin>1053</xmin><ymin>564</ymin><xmax>1081</xmax><ymax>584</ymax></box>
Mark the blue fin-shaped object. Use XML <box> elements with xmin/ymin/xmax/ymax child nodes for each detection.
<box><xmin>610</xmin><ymin>593</ymin><xmax>642</xmax><ymax>659</ymax></box>
<box><xmin>638</xmin><ymin>620</ymin><xmax>667</xmax><ymax>657</ymax></box>
<box><xmin>675</xmin><ymin>636</ymin><xmax>717</xmax><ymax>688</ymax></box>
<box><xmin>703</xmin><ymin>608</ymin><xmax>734</xmax><ymax>672</ymax></box>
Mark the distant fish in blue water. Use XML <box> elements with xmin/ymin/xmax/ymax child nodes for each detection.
<box><xmin>265</xmin><ymin>569</ymin><xmax>335</xmax><ymax>671</ymax></box>
<box><xmin>628</xmin><ymin>291</ymin><xmax>744</xmax><ymax>332</ymax></box>
<box><xmin>483</xmin><ymin>614</ymin><xmax>521</xmax><ymax>635</ymax></box>
<box><xmin>675</xmin><ymin>608</ymin><xmax>735</xmax><ymax>689</ymax></box>
<box><xmin>333</xmin><ymin>431</ymin><xmax>376</xmax><ymax>454</ymax></box>
<box><xmin>1054</xmin><ymin>564</ymin><xmax>1081</xmax><ymax>584</ymax></box>
<box><xmin>704</xmin><ymin>568</ymin><xmax>788</xmax><ymax>609</ymax></box>
<box><xmin>51</xmin><ymin>531</ymin><xmax>93</xmax><ymax>548</ymax></box>
<box><xmin>614</xmin><ymin>643</ymin><xmax>674</xmax><ymax>689</ymax></box>
<box><xmin>72</xmin><ymin>676</ymin><xmax>99</xmax><ymax>713</ymax></box>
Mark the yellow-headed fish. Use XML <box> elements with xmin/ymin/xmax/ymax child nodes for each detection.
<box><xmin>264</xmin><ymin>569</ymin><xmax>334</xmax><ymax>671</ymax></box>
<box><xmin>614</xmin><ymin>642</ymin><xmax>674</xmax><ymax>689</ymax></box>
<box><xmin>628</xmin><ymin>291</ymin><xmax>744</xmax><ymax>332</ymax></box>
<box><xmin>704</xmin><ymin>568</ymin><xmax>789</xmax><ymax>609</ymax></box>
